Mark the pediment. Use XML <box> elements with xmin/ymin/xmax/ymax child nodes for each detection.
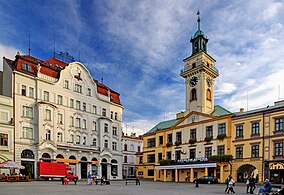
<box><xmin>175</xmin><ymin>111</ymin><xmax>216</xmax><ymax>127</ymax></box>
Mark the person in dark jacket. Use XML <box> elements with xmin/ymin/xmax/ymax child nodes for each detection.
<box><xmin>249</xmin><ymin>177</ymin><xmax>256</xmax><ymax>194</ymax></box>
<box><xmin>225</xmin><ymin>175</ymin><xmax>231</xmax><ymax>193</ymax></box>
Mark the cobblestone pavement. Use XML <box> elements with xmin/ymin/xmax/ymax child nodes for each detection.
<box><xmin>0</xmin><ymin>180</ymin><xmax>265</xmax><ymax>195</ymax></box>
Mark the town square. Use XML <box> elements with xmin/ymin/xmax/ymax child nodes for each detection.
<box><xmin>0</xmin><ymin>0</ymin><xmax>284</xmax><ymax>195</ymax></box>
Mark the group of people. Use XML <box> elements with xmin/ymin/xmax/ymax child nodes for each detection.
<box><xmin>87</xmin><ymin>172</ymin><xmax>109</xmax><ymax>185</ymax></box>
<box><xmin>225</xmin><ymin>175</ymin><xmax>235</xmax><ymax>194</ymax></box>
<box><xmin>246</xmin><ymin>176</ymin><xmax>257</xmax><ymax>194</ymax></box>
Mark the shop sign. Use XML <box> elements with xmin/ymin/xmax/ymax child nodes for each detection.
<box><xmin>177</xmin><ymin>157</ymin><xmax>208</xmax><ymax>164</ymax></box>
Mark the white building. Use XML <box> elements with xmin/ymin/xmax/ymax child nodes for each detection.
<box><xmin>0</xmin><ymin>95</ymin><xmax>14</xmax><ymax>165</ymax></box>
<box><xmin>1</xmin><ymin>52</ymin><xmax>124</xmax><ymax>180</ymax></box>
<box><xmin>121</xmin><ymin>133</ymin><xmax>143</xmax><ymax>178</ymax></box>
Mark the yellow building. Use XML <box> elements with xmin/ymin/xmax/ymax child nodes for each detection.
<box><xmin>142</xmin><ymin>13</ymin><xmax>233</xmax><ymax>183</ymax></box>
<box><xmin>141</xmin><ymin>12</ymin><xmax>284</xmax><ymax>184</ymax></box>
<box><xmin>232</xmin><ymin>101</ymin><xmax>284</xmax><ymax>184</ymax></box>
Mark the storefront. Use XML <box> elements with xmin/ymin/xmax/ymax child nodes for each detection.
<box><xmin>269</xmin><ymin>162</ymin><xmax>284</xmax><ymax>184</ymax></box>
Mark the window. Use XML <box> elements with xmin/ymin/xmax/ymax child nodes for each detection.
<box><xmin>76</xmin><ymin>100</ymin><xmax>81</xmax><ymax>110</ymax></box>
<box><xmin>92</xmin><ymin>121</ymin><xmax>96</xmax><ymax>131</ymax></box>
<box><xmin>76</xmin><ymin>118</ymin><xmax>81</xmax><ymax>128</ymax></box>
<box><xmin>205</xmin><ymin>147</ymin><xmax>212</xmax><ymax>158</ymax></box>
<box><xmin>82</xmin><ymin>119</ymin><xmax>86</xmax><ymax>129</ymax></box>
<box><xmin>82</xmin><ymin>102</ymin><xmax>86</xmax><ymax>111</ymax></box>
<box><xmin>124</xmin><ymin>144</ymin><xmax>127</xmax><ymax>151</ymax></box>
<box><xmin>218</xmin><ymin>123</ymin><xmax>226</xmax><ymax>135</ymax></box>
<box><xmin>92</xmin><ymin>105</ymin><xmax>97</xmax><ymax>114</ymax></box>
<box><xmin>0</xmin><ymin>134</ymin><xmax>8</xmax><ymax>146</ymax></box>
<box><xmin>275</xmin><ymin>118</ymin><xmax>284</xmax><ymax>132</ymax></box>
<box><xmin>83</xmin><ymin>136</ymin><xmax>86</xmax><ymax>145</ymax></box>
<box><xmin>58</xmin><ymin>113</ymin><xmax>63</xmax><ymax>124</ymax></box>
<box><xmin>206</xmin><ymin>89</ymin><xmax>212</xmax><ymax>101</ymax></box>
<box><xmin>104</xmin><ymin>123</ymin><xmax>108</xmax><ymax>133</ymax></box>
<box><xmin>64</xmin><ymin>80</ymin><xmax>69</xmax><ymax>89</ymax></box>
<box><xmin>236</xmin><ymin>146</ymin><xmax>243</xmax><ymax>159</ymax></box>
<box><xmin>115</xmin><ymin>112</ymin><xmax>117</xmax><ymax>120</ymax></box>
<box><xmin>70</xmin><ymin>116</ymin><xmax>74</xmax><ymax>127</ymax></box>
<box><xmin>175</xmin><ymin>150</ymin><xmax>181</xmax><ymax>160</ymax></box>
<box><xmin>43</xmin><ymin>91</ymin><xmax>49</xmax><ymax>101</ymax></box>
<box><xmin>22</xmin><ymin>106</ymin><xmax>33</xmax><ymax>118</ymax></box>
<box><xmin>45</xmin><ymin>109</ymin><xmax>51</xmax><ymax>121</ymax></box>
<box><xmin>124</xmin><ymin>156</ymin><xmax>127</xmax><ymax>163</ymax></box>
<box><xmin>75</xmin><ymin>84</ymin><xmax>82</xmax><ymax>93</ymax></box>
<box><xmin>112</xmin><ymin>142</ymin><xmax>117</xmax><ymax>150</ymax></box>
<box><xmin>57</xmin><ymin>132</ymin><xmax>63</xmax><ymax>142</ymax></box>
<box><xmin>29</xmin><ymin>87</ymin><xmax>34</xmax><ymax>98</ymax></box>
<box><xmin>21</xmin><ymin>63</ymin><xmax>32</xmax><ymax>72</ymax></box>
<box><xmin>111</xmin><ymin>111</ymin><xmax>113</xmax><ymax>119</ymax></box>
<box><xmin>252</xmin><ymin>122</ymin><xmax>260</xmax><ymax>135</ymax></box>
<box><xmin>166</xmin><ymin>151</ymin><xmax>171</xmax><ymax>160</ymax></box>
<box><xmin>275</xmin><ymin>142</ymin><xmax>283</xmax><ymax>156</ymax></box>
<box><xmin>176</xmin><ymin>132</ymin><xmax>182</xmax><ymax>142</ymax></box>
<box><xmin>159</xmin><ymin>136</ymin><xmax>163</xmax><ymax>145</ymax></box>
<box><xmin>236</xmin><ymin>125</ymin><xmax>244</xmax><ymax>138</ymax></box>
<box><xmin>46</xmin><ymin>130</ymin><xmax>51</xmax><ymax>140</ymax></box>
<box><xmin>112</xmin><ymin>126</ymin><xmax>117</xmax><ymax>136</ymax></box>
<box><xmin>102</xmin><ymin>108</ymin><xmax>106</xmax><ymax>117</ymax></box>
<box><xmin>104</xmin><ymin>140</ymin><xmax>108</xmax><ymax>148</ymax></box>
<box><xmin>251</xmin><ymin>145</ymin><xmax>259</xmax><ymax>158</ymax></box>
<box><xmin>92</xmin><ymin>138</ymin><xmax>96</xmax><ymax>146</ymax></box>
<box><xmin>147</xmin><ymin>138</ymin><xmax>156</xmax><ymax>147</ymax></box>
<box><xmin>167</xmin><ymin>134</ymin><xmax>172</xmax><ymax>143</ymax></box>
<box><xmin>87</xmin><ymin>88</ymin><xmax>91</xmax><ymax>96</ymax></box>
<box><xmin>70</xmin><ymin>134</ymin><xmax>74</xmax><ymax>143</ymax></box>
<box><xmin>190</xmin><ymin>129</ymin><xmax>196</xmax><ymax>140</ymax></box>
<box><xmin>158</xmin><ymin>153</ymin><xmax>162</xmax><ymax>161</ymax></box>
<box><xmin>139</xmin><ymin>156</ymin><xmax>143</xmax><ymax>164</ymax></box>
<box><xmin>190</xmin><ymin>88</ymin><xmax>197</xmax><ymax>101</ymax></box>
<box><xmin>190</xmin><ymin>149</ymin><xmax>196</xmax><ymax>159</ymax></box>
<box><xmin>206</xmin><ymin>126</ymin><xmax>213</xmax><ymax>137</ymax></box>
<box><xmin>147</xmin><ymin>154</ymin><xmax>155</xmax><ymax>163</ymax></box>
<box><xmin>70</xmin><ymin>99</ymin><xmax>74</xmax><ymax>108</ymax></box>
<box><xmin>57</xmin><ymin>95</ymin><xmax>63</xmax><ymax>105</ymax></box>
<box><xmin>138</xmin><ymin>146</ymin><xmax>141</xmax><ymax>153</ymax></box>
<box><xmin>148</xmin><ymin>170</ymin><xmax>154</xmax><ymax>176</ymax></box>
<box><xmin>22</xmin><ymin>127</ymin><xmax>33</xmax><ymax>139</ymax></box>
<box><xmin>218</xmin><ymin>145</ymin><xmax>225</xmax><ymax>155</ymax></box>
<box><xmin>76</xmin><ymin>135</ymin><xmax>80</xmax><ymax>144</ymax></box>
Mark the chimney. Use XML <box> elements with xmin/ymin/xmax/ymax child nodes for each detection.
<box><xmin>240</xmin><ymin>108</ymin><xmax>244</xmax><ymax>113</ymax></box>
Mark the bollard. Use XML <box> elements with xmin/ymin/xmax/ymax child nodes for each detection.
<box><xmin>195</xmin><ymin>180</ymin><xmax>199</xmax><ymax>187</ymax></box>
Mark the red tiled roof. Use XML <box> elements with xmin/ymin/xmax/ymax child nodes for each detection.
<box><xmin>4</xmin><ymin>53</ymin><xmax>121</xmax><ymax>105</ymax></box>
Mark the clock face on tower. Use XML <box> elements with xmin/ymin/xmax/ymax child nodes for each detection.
<box><xmin>189</xmin><ymin>76</ymin><xmax>198</xmax><ymax>87</ymax></box>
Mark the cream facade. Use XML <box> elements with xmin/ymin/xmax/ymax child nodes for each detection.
<box><xmin>0</xmin><ymin>95</ymin><xmax>14</xmax><ymax>163</ymax></box>
<box><xmin>121</xmin><ymin>133</ymin><xmax>143</xmax><ymax>178</ymax></box>
<box><xmin>2</xmin><ymin>53</ymin><xmax>124</xmax><ymax>180</ymax></box>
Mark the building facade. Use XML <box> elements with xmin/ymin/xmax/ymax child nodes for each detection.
<box><xmin>0</xmin><ymin>95</ymin><xmax>14</xmax><ymax>164</ymax></box>
<box><xmin>1</xmin><ymin>52</ymin><xmax>124</xmax><ymax>180</ymax></box>
<box><xmin>121</xmin><ymin>133</ymin><xmax>143</xmax><ymax>178</ymax></box>
<box><xmin>141</xmin><ymin>13</ymin><xmax>284</xmax><ymax>184</ymax></box>
<box><xmin>142</xmin><ymin>13</ymin><xmax>233</xmax><ymax>183</ymax></box>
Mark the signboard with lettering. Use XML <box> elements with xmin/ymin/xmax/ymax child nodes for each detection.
<box><xmin>177</xmin><ymin>157</ymin><xmax>208</xmax><ymax>164</ymax></box>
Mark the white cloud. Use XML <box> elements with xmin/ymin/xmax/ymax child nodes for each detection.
<box><xmin>0</xmin><ymin>44</ymin><xmax>19</xmax><ymax>71</ymax></box>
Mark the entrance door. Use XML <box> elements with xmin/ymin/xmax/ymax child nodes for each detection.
<box><xmin>21</xmin><ymin>161</ymin><xmax>34</xmax><ymax>179</ymax></box>
<box><xmin>102</xmin><ymin>164</ymin><xmax>107</xmax><ymax>179</ymax></box>
<box><xmin>81</xmin><ymin>163</ymin><xmax>87</xmax><ymax>179</ymax></box>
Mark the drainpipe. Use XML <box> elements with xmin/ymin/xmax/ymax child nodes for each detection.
<box><xmin>13</xmin><ymin>71</ymin><xmax>15</xmax><ymax>162</ymax></box>
<box><xmin>262</xmin><ymin>112</ymin><xmax>266</xmax><ymax>182</ymax></box>
<box><xmin>228</xmin><ymin>161</ymin><xmax>232</xmax><ymax>176</ymax></box>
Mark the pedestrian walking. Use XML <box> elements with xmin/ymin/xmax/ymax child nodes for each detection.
<box><xmin>87</xmin><ymin>172</ymin><xmax>92</xmax><ymax>185</ymax></box>
<box><xmin>255</xmin><ymin>174</ymin><xmax>259</xmax><ymax>183</ymax></box>
<box><xmin>225</xmin><ymin>175</ymin><xmax>230</xmax><ymax>193</ymax></box>
<box><xmin>246</xmin><ymin>176</ymin><xmax>251</xmax><ymax>193</ymax></box>
<box><xmin>227</xmin><ymin>176</ymin><xmax>235</xmax><ymax>194</ymax></box>
<box><xmin>249</xmin><ymin>177</ymin><xmax>256</xmax><ymax>194</ymax></box>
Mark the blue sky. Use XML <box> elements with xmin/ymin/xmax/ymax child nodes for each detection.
<box><xmin>1</xmin><ymin>0</ymin><xmax>284</xmax><ymax>135</ymax></box>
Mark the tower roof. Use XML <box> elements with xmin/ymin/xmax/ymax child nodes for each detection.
<box><xmin>193</xmin><ymin>10</ymin><xmax>205</xmax><ymax>39</ymax></box>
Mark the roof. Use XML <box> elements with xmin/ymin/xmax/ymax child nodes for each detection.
<box><xmin>234</xmin><ymin>100</ymin><xmax>284</xmax><ymax>117</ymax></box>
<box><xmin>194</xmin><ymin>30</ymin><xmax>205</xmax><ymax>38</ymax></box>
<box><xmin>4</xmin><ymin>53</ymin><xmax>121</xmax><ymax>105</ymax></box>
<box><xmin>144</xmin><ymin>118</ymin><xmax>181</xmax><ymax>136</ymax></box>
<box><xmin>211</xmin><ymin>105</ymin><xmax>232</xmax><ymax>117</ymax></box>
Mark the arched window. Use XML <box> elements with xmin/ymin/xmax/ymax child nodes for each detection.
<box><xmin>56</xmin><ymin>154</ymin><xmax>64</xmax><ymax>159</ymax></box>
<box><xmin>111</xmin><ymin>159</ymin><xmax>117</xmax><ymax>164</ymax></box>
<box><xmin>21</xmin><ymin>149</ymin><xmax>35</xmax><ymax>159</ymax></box>
<box><xmin>190</xmin><ymin>89</ymin><xmax>197</xmax><ymax>101</ymax></box>
<box><xmin>42</xmin><ymin>153</ymin><xmax>51</xmax><ymax>162</ymax></box>
<box><xmin>69</xmin><ymin>155</ymin><xmax>76</xmax><ymax>160</ymax></box>
<box><xmin>92</xmin><ymin>157</ymin><xmax>98</xmax><ymax>161</ymax></box>
<box><xmin>207</xmin><ymin>89</ymin><xmax>212</xmax><ymax>101</ymax></box>
<box><xmin>81</xmin><ymin>156</ymin><xmax>87</xmax><ymax>162</ymax></box>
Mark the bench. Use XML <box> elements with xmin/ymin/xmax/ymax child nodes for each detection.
<box><xmin>125</xmin><ymin>178</ymin><xmax>140</xmax><ymax>185</ymax></box>
<box><xmin>100</xmin><ymin>179</ymin><xmax>110</xmax><ymax>185</ymax></box>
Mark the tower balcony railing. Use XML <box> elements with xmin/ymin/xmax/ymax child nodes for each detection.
<box><xmin>180</xmin><ymin>65</ymin><xmax>219</xmax><ymax>75</ymax></box>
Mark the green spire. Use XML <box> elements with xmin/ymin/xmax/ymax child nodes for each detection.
<box><xmin>197</xmin><ymin>10</ymin><xmax>200</xmax><ymax>31</ymax></box>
